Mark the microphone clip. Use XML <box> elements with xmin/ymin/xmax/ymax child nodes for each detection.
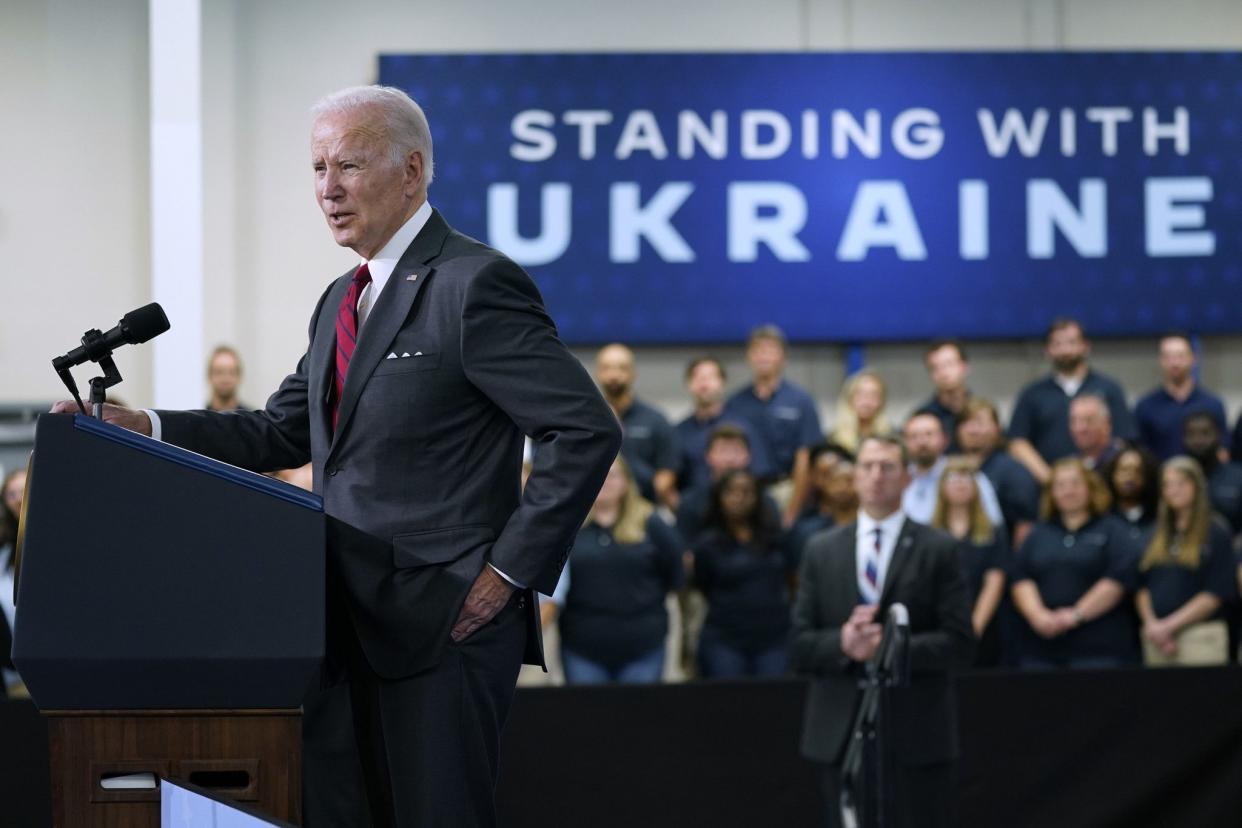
<box><xmin>55</xmin><ymin>328</ymin><xmax>125</xmax><ymax>420</ymax></box>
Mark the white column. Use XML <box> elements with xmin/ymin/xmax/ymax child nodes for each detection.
<box><xmin>149</xmin><ymin>0</ymin><xmax>203</xmax><ymax>409</ymax></box>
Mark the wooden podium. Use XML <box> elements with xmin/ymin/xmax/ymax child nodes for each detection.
<box><xmin>13</xmin><ymin>414</ymin><xmax>325</xmax><ymax>827</ymax></box>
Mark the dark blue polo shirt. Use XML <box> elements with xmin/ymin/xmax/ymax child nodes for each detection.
<box><xmin>724</xmin><ymin>380</ymin><xmax>823</xmax><ymax>479</ymax></box>
<box><xmin>1008</xmin><ymin>370</ymin><xmax>1136</xmax><ymax>463</ymax></box>
<box><xmin>618</xmin><ymin>397</ymin><xmax>679</xmax><ymax>502</ymax></box>
<box><xmin>1139</xmin><ymin>520</ymin><xmax>1235</xmax><ymax>619</ymax></box>
<box><xmin>786</xmin><ymin>509</ymin><xmax>835</xmax><ymax>564</ymax></box>
<box><xmin>961</xmin><ymin>533</ymin><xmax>1009</xmax><ymax>608</ymax></box>
<box><xmin>1134</xmin><ymin>385</ymin><xmax>1227</xmax><ymax>460</ymax></box>
<box><xmin>691</xmin><ymin>529</ymin><xmax>797</xmax><ymax>653</ymax></box>
<box><xmin>1010</xmin><ymin>514</ymin><xmax>1140</xmax><ymax>665</ymax></box>
<box><xmin>674</xmin><ymin>411</ymin><xmax>769</xmax><ymax>491</ymax></box>
<box><xmin>1207</xmin><ymin>462</ymin><xmax>1242</xmax><ymax>534</ymax></box>
<box><xmin>558</xmin><ymin>514</ymin><xmax>685</xmax><ymax>669</ymax></box>
<box><xmin>914</xmin><ymin>394</ymin><xmax>966</xmax><ymax>452</ymax></box>
<box><xmin>980</xmin><ymin>450</ymin><xmax>1041</xmax><ymax>532</ymax></box>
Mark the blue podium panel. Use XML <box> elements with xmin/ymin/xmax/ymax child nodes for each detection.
<box><xmin>13</xmin><ymin>415</ymin><xmax>324</xmax><ymax>710</ymax></box>
<box><xmin>162</xmin><ymin>779</ymin><xmax>295</xmax><ymax>827</ymax></box>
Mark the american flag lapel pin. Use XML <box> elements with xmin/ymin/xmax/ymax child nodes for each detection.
<box><xmin>406</xmin><ymin>273</ymin><xmax>418</xmax><ymax>281</ymax></box>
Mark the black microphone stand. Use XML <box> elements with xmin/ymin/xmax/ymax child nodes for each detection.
<box><xmin>55</xmin><ymin>328</ymin><xmax>125</xmax><ymax>420</ymax></box>
<box><xmin>840</xmin><ymin>603</ymin><xmax>911</xmax><ymax>828</ymax></box>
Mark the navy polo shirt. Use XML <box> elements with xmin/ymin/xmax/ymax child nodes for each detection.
<box><xmin>724</xmin><ymin>380</ymin><xmax>823</xmax><ymax>479</ymax></box>
<box><xmin>1134</xmin><ymin>385</ymin><xmax>1227</xmax><ymax>460</ymax></box>
<box><xmin>674</xmin><ymin>411</ymin><xmax>769</xmax><ymax>490</ymax></box>
<box><xmin>1010</xmin><ymin>514</ymin><xmax>1141</xmax><ymax>665</ymax></box>
<box><xmin>914</xmin><ymin>394</ymin><xmax>965</xmax><ymax>452</ymax></box>
<box><xmin>1140</xmin><ymin>520</ymin><xmax>1235</xmax><ymax>619</ymax></box>
<box><xmin>558</xmin><ymin>514</ymin><xmax>685</xmax><ymax>669</ymax></box>
<box><xmin>980</xmin><ymin>450</ymin><xmax>1041</xmax><ymax>530</ymax></box>
<box><xmin>1008</xmin><ymin>370</ymin><xmax>1137</xmax><ymax>463</ymax></box>
<box><xmin>692</xmin><ymin>529</ymin><xmax>798</xmax><ymax>653</ymax></box>
<box><xmin>1207</xmin><ymin>462</ymin><xmax>1242</xmax><ymax>534</ymax></box>
<box><xmin>618</xmin><ymin>397</ymin><xmax>679</xmax><ymax>502</ymax></box>
<box><xmin>786</xmin><ymin>509</ymin><xmax>835</xmax><ymax>563</ymax></box>
<box><xmin>961</xmin><ymin>533</ymin><xmax>1009</xmax><ymax>608</ymax></box>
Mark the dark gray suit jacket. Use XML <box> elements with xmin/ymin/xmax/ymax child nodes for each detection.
<box><xmin>790</xmin><ymin>518</ymin><xmax>974</xmax><ymax>765</ymax></box>
<box><xmin>157</xmin><ymin>209</ymin><xmax>622</xmax><ymax>679</ymax></box>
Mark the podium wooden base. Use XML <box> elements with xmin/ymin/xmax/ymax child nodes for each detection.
<box><xmin>46</xmin><ymin>709</ymin><xmax>301</xmax><ymax>828</ymax></box>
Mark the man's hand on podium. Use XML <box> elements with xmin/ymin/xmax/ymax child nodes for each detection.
<box><xmin>50</xmin><ymin>401</ymin><xmax>153</xmax><ymax>437</ymax></box>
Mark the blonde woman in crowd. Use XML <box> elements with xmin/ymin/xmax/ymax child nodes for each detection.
<box><xmin>829</xmin><ymin>370</ymin><xmax>893</xmax><ymax>454</ymax></box>
<box><xmin>1136</xmin><ymin>457</ymin><xmax>1235</xmax><ymax>667</ymax></box>
<box><xmin>931</xmin><ymin>456</ymin><xmax>1008</xmax><ymax>666</ymax></box>
<box><xmin>545</xmin><ymin>457</ymin><xmax>684</xmax><ymax>684</ymax></box>
<box><xmin>1010</xmin><ymin>459</ymin><xmax>1140</xmax><ymax>669</ymax></box>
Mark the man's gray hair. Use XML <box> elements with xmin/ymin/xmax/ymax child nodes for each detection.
<box><xmin>311</xmin><ymin>85</ymin><xmax>435</xmax><ymax>187</ymax></box>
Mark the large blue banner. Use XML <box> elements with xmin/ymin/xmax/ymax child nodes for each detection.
<box><xmin>379</xmin><ymin>52</ymin><xmax>1242</xmax><ymax>344</ymax></box>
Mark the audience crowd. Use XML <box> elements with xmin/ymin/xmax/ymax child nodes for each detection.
<box><xmin>543</xmin><ymin>319</ymin><xmax>1242</xmax><ymax>682</ymax></box>
<box><xmin>5</xmin><ymin>319</ymin><xmax>1242</xmax><ymax>696</ymax></box>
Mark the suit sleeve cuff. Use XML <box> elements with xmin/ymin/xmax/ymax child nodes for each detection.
<box><xmin>488</xmin><ymin>563</ymin><xmax>526</xmax><ymax>589</ymax></box>
<box><xmin>141</xmin><ymin>409</ymin><xmax>163</xmax><ymax>442</ymax></box>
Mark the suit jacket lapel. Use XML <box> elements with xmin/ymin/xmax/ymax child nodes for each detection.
<box><xmin>878</xmin><ymin>518</ymin><xmax>917</xmax><ymax>608</ymax></box>
<box><xmin>328</xmin><ymin>209</ymin><xmax>451</xmax><ymax>454</ymax></box>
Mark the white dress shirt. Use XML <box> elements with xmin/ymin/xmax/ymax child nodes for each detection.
<box><xmin>902</xmin><ymin>456</ymin><xmax>1005</xmax><ymax>528</ymax></box>
<box><xmin>855</xmin><ymin>508</ymin><xmax>906</xmax><ymax>601</ymax></box>
<box><xmin>355</xmin><ymin>200</ymin><xmax>432</xmax><ymax>329</ymax></box>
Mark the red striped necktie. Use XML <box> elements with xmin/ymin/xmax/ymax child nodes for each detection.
<box><xmin>330</xmin><ymin>263</ymin><xmax>372</xmax><ymax>431</ymax></box>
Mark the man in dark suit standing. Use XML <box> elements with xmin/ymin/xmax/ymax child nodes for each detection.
<box><xmin>791</xmin><ymin>434</ymin><xmax>973</xmax><ymax>828</ymax></box>
<box><xmin>55</xmin><ymin>85</ymin><xmax>621</xmax><ymax>827</ymax></box>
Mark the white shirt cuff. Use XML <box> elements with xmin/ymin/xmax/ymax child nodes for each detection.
<box><xmin>141</xmin><ymin>409</ymin><xmax>162</xmax><ymax>442</ymax></box>
<box><xmin>488</xmin><ymin>563</ymin><xmax>525</xmax><ymax>589</ymax></box>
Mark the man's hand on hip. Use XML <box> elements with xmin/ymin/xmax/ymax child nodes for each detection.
<box><xmin>50</xmin><ymin>401</ymin><xmax>152</xmax><ymax>436</ymax></box>
<box><xmin>451</xmin><ymin>565</ymin><xmax>516</xmax><ymax>643</ymax></box>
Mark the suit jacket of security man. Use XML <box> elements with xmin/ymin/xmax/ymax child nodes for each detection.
<box><xmin>791</xmin><ymin>517</ymin><xmax>974</xmax><ymax>767</ymax></box>
<box><xmin>153</xmin><ymin>208</ymin><xmax>622</xmax><ymax>824</ymax></box>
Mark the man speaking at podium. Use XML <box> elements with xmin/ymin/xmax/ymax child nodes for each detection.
<box><xmin>791</xmin><ymin>435</ymin><xmax>974</xmax><ymax>828</ymax></box>
<box><xmin>55</xmin><ymin>85</ymin><xmax>621</xmax><ymax>826</ymax></box>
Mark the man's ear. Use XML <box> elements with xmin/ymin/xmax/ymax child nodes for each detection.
<box><xmin>405</xmin><ymin>149</ymin><xmax>425</xmax><ymax>195</ymax></box>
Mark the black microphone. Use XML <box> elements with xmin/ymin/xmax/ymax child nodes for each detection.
<box><xmin>52</xmin><ymin>303</ymin><xmax>171</xmax><ymax>372</ymax></box>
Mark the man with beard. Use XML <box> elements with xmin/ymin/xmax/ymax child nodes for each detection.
<box><xmin>1008</xmin><ymin>318</ymin><xmax>1136</xmax><ymax>484</ymax></box>
<box><xmin>205</xmin><ymin>345</ymin><xmax>251</xmax><ymax>412</ymax></box>
<box><xmin>1134</xmin><ymin>332</ymin><xmax>1227</xmax><ymax>460</ymax></box>
<box><xmin>595</xmin><ymin>343</ymin><xmax>680</xmax><ymax>510</ymax></box>
<box><xmin>1182</xmin><ymin>411</ymin><xmax>1242</xmax><ymax>534</ymax></box>
<box><xmin>901</xmin><ymin>412</ymin><xmax>1003</xmax><ymax>527</ymax></box>
<box><xmin>675</xmin><ymin>356</ymin><xmax>768</xmax><ymax>491</ymax></box>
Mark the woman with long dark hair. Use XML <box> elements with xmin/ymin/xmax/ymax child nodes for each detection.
<box><xmin>691</xmin><ymin>469</ymin><xmax>797</xmax><ymax>678</ymax></box>
<box><xmin>1136</xmin><ymin>457</ymin><xmax>1235</xmax><ymax>666</ymax></box>
<box><xmin>1100</xmin><ymin>443</ymin><xmax>1160</xmax><ymax>545</ymax></box>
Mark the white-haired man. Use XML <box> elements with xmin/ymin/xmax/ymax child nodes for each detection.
<box><xmin>56</xmin><ymin>85</ymin><xmax>621</xmax><ymax>826</ymax></box>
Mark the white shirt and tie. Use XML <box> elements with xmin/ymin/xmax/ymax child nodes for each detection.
<box><xmin>855</xmin><ymin>508</ymin><xmax>906</xmax><ymax>605</ymax></box>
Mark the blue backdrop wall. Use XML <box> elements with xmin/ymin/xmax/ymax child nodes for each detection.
<box><xmin>380</xmin><ymin>52</ymin><xmax>1242</xmax><ymax>344</ymax></box>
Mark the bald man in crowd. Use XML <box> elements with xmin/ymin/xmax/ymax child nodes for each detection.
<box><xmin>595</xmin><ymin>343</ymin><xmax>680</xmax><ymax>510</ymax></box>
